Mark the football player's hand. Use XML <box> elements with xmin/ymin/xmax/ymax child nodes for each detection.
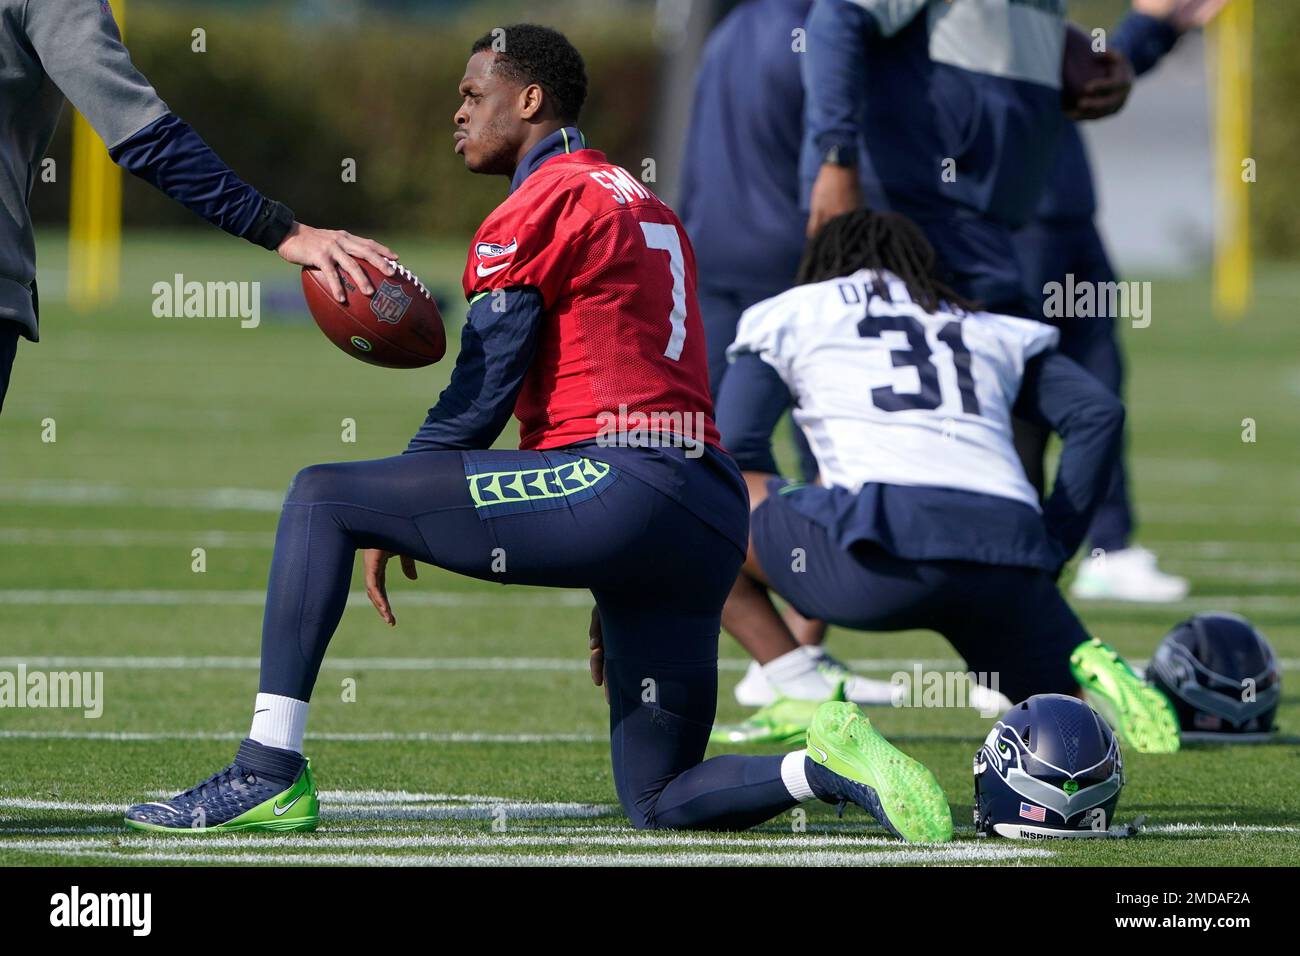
<box><xmin>364</xmin><ymin>549</ymin><xmax>418</xmax><ymax>627</ymax></box>
<box><xmin>1133</xmin><ymin>0</ymin><xmax>1231</xmax><ymax>32</ymax></box>
<box><xmin>806</xmin><ymin>164</ymin><xmax>862</xmax><ymax>239</ymax></box>
<box><xmin>588</xmin><ymin>606</ymin><xmax>608</xmax><ymax>704</ymax></box>
<box><xmin>1068</xmin><ymin>49</ymin><xmax>1134</xmax><ymax>120</ymax></box>
<box><xmin>277</xmin><ymin>223</ymin><xmax>399</xmax><ymax>304</ymax></box>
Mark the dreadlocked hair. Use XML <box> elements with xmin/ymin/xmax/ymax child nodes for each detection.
<box><xmin>795</xmin><ymin>209</ymin><xmax>980</xmax><ymax>314</ymax></box>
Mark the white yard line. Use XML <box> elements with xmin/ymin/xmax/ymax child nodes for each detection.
<box><xmin>0</xmin><ymin>481</ymin><xmax>284</xmax><ymax>512</ymax></box>
<box><xmin>0</xmin><ymin>731</ymin><xmax>603</xmax><ymax>745</ymax></box>
<box><xmin>0</xmin><ymin>655</ymin><xmax>978</xmax><ymax>673</ymax></box>
<box><xmin>1</xmin><ymin>589</ymin><xmax>1293</xmax><ymax>614</ymax></box>
<box><xmin>0</xmin><ymin>833</ymin><xmax>904</xmax><ymax>851</ymax></box>
<box><xmin>0</xmin><ymin>843</ymin><xmax>1053</xmax><ymax>866</ymax></box>
<box><xmin>5</xmin><ymin>478</ymin><xmax>1295</xmax><ymax>524</ymax></box>
<box><xmin>1157</xmin><ymin>562</ymin><xmax>1300</xmax><ymax>584</ymax></box>
<box><xmin>1</xmin><ymin>654</ymin><xmax>1295</xmax><ymax>673</ymax></box>
<box><xmin>0</xmin><ymin>589</ymin><xmax>591</xmax><ymax>608</ymax></box>
<box><xmin>0</xmin><ymin>527</ymin><xmax>275</xmax><ymax>548</ymax></box>
<box><xmin>8</xmin><ymin>526</ymin><xmax>1300</xmax><ymax>561</ymax></box>
<box><xmin>4</xmin><ymin>822</ymin><xmax>1291</xmax><ymax>839</ymax></box>
<box><xmin>1144</xmin><ymin>823</ymin><xmax>1300</xmax><ymax>835</ymax></box>
<box><xmin>1145</xmin><ymin>541</ymin><xmax>1300</xmax><ymax>558</ymax></box>
<box><xmin>1139</xmin><ymin>503</ymin><xmax>1300</xmax><ymax>525</ymax></box>
<box><xmin>1071</xmin><ymin>595</ymin><xmax>1298</xmax><ymax>614</ymax></box>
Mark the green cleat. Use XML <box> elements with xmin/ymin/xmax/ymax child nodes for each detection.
<box><xmin>1070</xmin><ymin>637</ymin><xmax>1180</xmax><ymax>754</ymax></box>
<box><xmin>805</xmin><ymin>701</ymin><xmax>953</xmax><ymax>842</ymax></box>
<box><xmin>711</xmin><ymin>698</ymin><xmax>821</xmax><ymax>746</ymax></box>
<box><xmin>125</xmin><ymin>740</ymin><xmax>321</xmax><ymax>833</ymax></box>
<box><xmin>710</xmin><ymin>681</ymin><xmax>845</xmax><ymax>746</ymax></box>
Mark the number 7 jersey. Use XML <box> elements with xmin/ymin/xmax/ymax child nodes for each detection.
<box><xmin>728</xmin><ymin>269</ymin><xmax>1060</xmax><ymax>509</ymax></box>
<box><xmin>462</xmin><ymin>148</ymin><xmax>719</xmax><ymax>451</ymax></box>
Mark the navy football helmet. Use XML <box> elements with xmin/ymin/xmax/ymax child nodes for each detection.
<box><xmin>974</xmin><ymin>694</ymin><xmax>1124</xmax><ymax>839</ymax></box>
<box><xmin>1147</xmin><ymin>613</ymin><xmax>1280</xmax><ymax>741</ymax></box>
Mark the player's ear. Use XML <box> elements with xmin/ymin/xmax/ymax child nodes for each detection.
<box><xmin>518</xmin><ymin>82</ymin><xmax>544</xmax><ymax>121</ymax></box>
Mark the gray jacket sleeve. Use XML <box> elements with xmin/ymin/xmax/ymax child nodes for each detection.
<box><xmin>24</xmin><ymin>0</ymin><xmax>170</xmax><ymax>148</ymax></box>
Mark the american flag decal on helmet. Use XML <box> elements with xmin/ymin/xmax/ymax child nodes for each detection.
<box><xmin>1019</xmin><ymin>802</ymin><xmax>1047</xmax><ymax>822</ymax></box>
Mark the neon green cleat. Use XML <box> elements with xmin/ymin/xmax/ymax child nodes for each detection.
<box><xmin>710</xmin><ymin>681</ymin><xmax>846</xmax><ymax>745</ymax></box>
<box><xmin>711</xmin><ymin>698</ymin><xmax>821</xmax><ymax>746</ymax></box>
<box><xmin>125</xmin><ymin>745</ymin><xmax>320</xmax><ymax>833</ymax></box>
<box><xmin>1070</xmin><ymin>637</ymin><xmax>1180</xmax><ymax>754</ymax></box>
<box><xmin>806</xmin><ymin>701</ymin><xmax>953</xmax><ymax>842</ymax></box>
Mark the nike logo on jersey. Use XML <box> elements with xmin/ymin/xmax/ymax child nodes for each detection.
<box><xmin>273</xmin><ymin>794</ymin><xmax>303</xmax><ymax>816</ymax></box>
<box><xmin>476</xmin><ymin>261</ymin><xmax>511</xmax><ymax>277</ymax></box>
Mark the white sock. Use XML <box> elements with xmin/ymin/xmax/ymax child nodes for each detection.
<box><xmin>762</xmin><ymin>645</ymin><xmax>835</xmax><ymax>700</ymax></box>
<box><xmin>780</xmin><ymin>749</ymin><xmax>815</xmax><ymax>802</ymax></box>
<box><xmin>249</xmin><ymin>692</ymin><xmax>308</xmax><ymax>754</ymax></box>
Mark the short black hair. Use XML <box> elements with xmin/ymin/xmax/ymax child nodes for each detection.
<box><xmin>471</xmin><ymin>24</ymin><xmax>588</xmax><ymax>123</ymax></box>
<box><xmin>796</xmin><ymin>209</ymin><xmax>979</xmax><ymax>314</ymax></box>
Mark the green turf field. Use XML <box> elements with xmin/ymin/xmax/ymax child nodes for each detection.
<box><xmin>1</xmin><ymin>230</ymin><xmax>1296</xmax><ymax>866</ymax></box>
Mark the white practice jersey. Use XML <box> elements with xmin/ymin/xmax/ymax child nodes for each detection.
<box><xmin>727</xmin><ymin>269</ymin><xmax>1060</xmax><ymax>509</ymax></box>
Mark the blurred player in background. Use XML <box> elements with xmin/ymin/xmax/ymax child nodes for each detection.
<box><xmin>679</xmin><ymin>0</ymin><xmax>811</xmax><ymax>399</ymax></box>
<box><xmin>799</xmin><ymin>0</ymin><xmax>1133</xmax><ymax>316</ymax></box>
<box><xmin>124</xmin><ymin>25</ymin><xmax>955</xmax><ymax>843</ymax></box>
<box><xmin>711</xmin><ymin>209</ymin><xmax>1180</xmax><ymax>756</ymax></box>
<box><xmin>1017</xmin><ymin>0</ymin><xmax>1230</xmax><ymax>603</ymax></box>
<box><xmin>678</xmin><ymin>0</ymin><xmax>899</xmax><ymax>706</ymax></box>
<box><xmin>0</xmin><ymin>0</ymin><xmax>396</xmax><ymax>414</ymax></box>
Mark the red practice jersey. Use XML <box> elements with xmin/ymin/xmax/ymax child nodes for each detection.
<box><xmin>462</xmin><ymin>148</ymin><xmax>721</xmax><ymax>451</ymax></box>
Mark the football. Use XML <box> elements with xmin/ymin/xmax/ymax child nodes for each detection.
<box><xmin>1060</xmin><ymin>23</ymin><xmax>1109</xmax><ymax>111</ymax></box>
<box><xmin>301</xmin><ymin>258</ymin><xmax>445</xmax><ymax>368</ymax></box>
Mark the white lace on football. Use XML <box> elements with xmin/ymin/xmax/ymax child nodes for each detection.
<box><xmin>386</xmin><ymin>259</ymin><xmax>432</xmax><ymax>300</ymax></box>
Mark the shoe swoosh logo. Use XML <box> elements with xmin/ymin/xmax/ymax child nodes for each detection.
<box><xmin>273</xmin><ymin>793</ymin><xmax>303</xmax><ymax>816</ymax></box>
<box><xmin>810</xmin><ymin>744</ymin><xmax>828</xmax><ymax>763</ymax></box>
<box><xmin>476</xmin><ymin>261</ymin><xmax>511</xmax><ymax>277</ymax></box>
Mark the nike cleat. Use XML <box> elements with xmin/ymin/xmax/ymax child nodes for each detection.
<box><xmin>805</xmin><ymin>701</ymin><xmax>953</xmax><ymax>842</ymax></box>
<box><xmin>1070</xmin><ymin>637</ymin><xmax>1180</xmax><ymax>754</ymax></box>
<box><xmin>710</xmin><ymin>683</ymin><xmax>845</xmax><ymax>746</ymax></box>
<box><xmin>124</xmin><ymin>738</ymin><xmax>320</xmax><ymax>833</ymax></box>
<box><xmin>1070</xmin><ymin>546</ymin><xmax>1189</xmax><ymax>603</ymax></box>
<box><xmin>733</xmin><ymin>655</ymin><xmax>900</xmax><ymax>707</ymax></box>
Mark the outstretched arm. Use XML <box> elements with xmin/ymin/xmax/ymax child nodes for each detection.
<box><xmin>27</xmin><ymin>0</ymin><xmax>397</xmax><ymax>302</ymax></box>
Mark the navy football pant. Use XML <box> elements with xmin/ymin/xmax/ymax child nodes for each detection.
<box><xmin>0</xmin><ymin>320</ymin><xmax>19</xmax><ymax>415</ymax></box>
<box><xmin>258</xmin><ymin>448</ymin><xmax>796</xmax><ymax>830</ymax></box>
<box><xmin>699</xmin><ymin>281</ymin><xmax>819</xmax><ymax>482</ymax></box>
<box><xmin>1013</xmin><ymin>218</ymin><xmax>1133</xmax><ymax>552</ymax></box>
<box><xmin>752</xmin><ymin>490</ymin><xmax>1084</xmax><ymax>704</ymax></box>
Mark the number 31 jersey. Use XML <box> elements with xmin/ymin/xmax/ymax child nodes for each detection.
<box><xmin>462</xmin><ymin>148</ymin><xmax>719</xmax><ymax>452</ymax></box>
<box><xmin>728</xmin><ymin>269</ymin><xmax>1060</xmax><ymax>509</ymax></box>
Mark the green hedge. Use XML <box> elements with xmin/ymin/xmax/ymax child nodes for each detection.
<box><xmin>30</xmin><ymin>4</ymin><xmax>659</xmax><ymax>239</ymax></box>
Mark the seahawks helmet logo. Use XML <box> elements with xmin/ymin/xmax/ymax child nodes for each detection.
<box><xmin>475</xmin><ymin>238</ymin><xmax>518</xmax><ymax>260</ymax></box>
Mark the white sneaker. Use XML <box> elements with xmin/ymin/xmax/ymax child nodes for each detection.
<box><xmin>732</xmin><ymin>654</ymin><xmax>899</xmax><ymax>707</ymax></box>
<box><xmin>1069</xmin><ymin>546</ymin><xmax>1190</xmax><ymax>603</ymax></box>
